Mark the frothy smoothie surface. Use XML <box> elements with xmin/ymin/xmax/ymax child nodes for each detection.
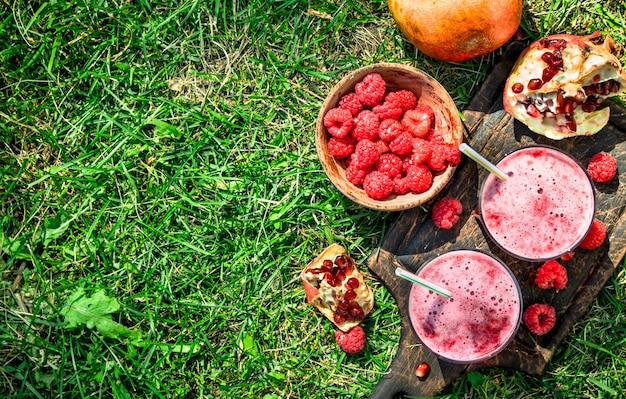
<box><xmin>480</xmin><ymin>146</ymin><xmax>595</xmax><ymax>261</ymax></box>
<box><xmin>408</xmin><ymin>250</ymin><xmax>521</xmax><ymax>363</ymax></box>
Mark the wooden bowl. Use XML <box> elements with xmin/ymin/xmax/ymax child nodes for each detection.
<box><xmin>316</xmin><ymin>63</ymin><xmax>464</xmax><ymax>211</ymax></box>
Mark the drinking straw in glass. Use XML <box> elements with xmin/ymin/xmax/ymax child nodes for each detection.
<box><xmin>459</xmin><ymin>143</ymin><xmax>509</xmax><ymax>181</ymax></box>
<box><xmin>395</xmin><ymin>267</ymin><xmax>452</xmax><ymax>298</ymax></box>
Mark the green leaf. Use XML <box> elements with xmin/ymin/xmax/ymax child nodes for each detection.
<box><xmin>42</xmin><ymin>210</ymin><xmax>72</xmax><ymax>246</ymax></box>
<box><xmin>60</xmin><ymin>288</ymin><xmax>142</xmax><ymax>342</ymax></box>
<box><xmin>466</xmin><ymin>370</ymin><xmax>484</xmax><ymax>389</ymax></box>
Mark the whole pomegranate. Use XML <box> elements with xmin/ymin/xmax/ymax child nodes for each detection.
<box><xmin>388</xmin><ymin>0</ymin><xmax>522</xmax><ymax>62</ymax></box>
<box><xmin>503</xmin><ymin>32</ymin><xmax>626</xmax><ymax>139</ymax></box>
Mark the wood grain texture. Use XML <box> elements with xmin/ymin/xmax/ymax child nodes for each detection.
<box><xmin>367</xmin><ymin>41</ymin><xmax>626</xmax><ymax>399</ymax></box>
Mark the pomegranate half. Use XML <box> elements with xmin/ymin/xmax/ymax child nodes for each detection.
<box><xmin>388</xmin><ymin>0</ymin><xmax>522</xmax><ymax>62</ymax></box>
<box><xmin>503</xmin><ymin>32</ymin><xmax>626</xmax><ymax>139</ymax></box>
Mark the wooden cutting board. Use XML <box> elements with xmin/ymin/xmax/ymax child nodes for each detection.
<box><xmin>366</xmin><ymin>41</ymin><xmax>626</xmax><ymax>398</ymax></box>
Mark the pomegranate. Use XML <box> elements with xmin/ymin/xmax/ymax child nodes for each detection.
<box><xmin>301</xmin><ymin>244</ymin><xmax>374</xmax><ymax>332</ymax></box>
<box><xmin>504</xmin><ymin>32</ymin><xmax>626</xmax><ymax>139</ymax></box>
<box><xmin>387</xmin><ymin>0</ymin><xmax>522</xmax><ymax>62</ymax></box>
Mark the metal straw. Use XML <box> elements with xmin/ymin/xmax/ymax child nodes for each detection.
<box><xmin>459</xmin><ymin>143</ymin><xmax>509</xmax><ymax>181</ymax></box>
<box><xmin>395</xmin><ymin>268</ymin><xmax>452</xmax><ymax>298</ymax></box>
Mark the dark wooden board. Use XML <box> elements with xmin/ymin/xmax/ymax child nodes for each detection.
<box><xmin>367</xmin><ymin>41</ymin><xmax>626</xmax><ymax>398</ymax></box>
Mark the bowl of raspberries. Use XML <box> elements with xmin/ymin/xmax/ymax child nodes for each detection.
<box><xmin>316</xmin><ymin>63</ymin><xmax>464</xmax><ymax>211</ymax></box>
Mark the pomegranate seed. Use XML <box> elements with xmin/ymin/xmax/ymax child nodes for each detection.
<box><xmin>334</xmin><ymin>312</ymin><xmax>346</xmax><ymax>324</ymax></box>
<box><xmin>511</xmin><ymin>83</ymin><xmax>524</xmax><ymax>93</ymax></box>
<box><xmin>333</xmin><ymin>278</ymin><xmax>342</xmax><ymax>287</ymax></box>
<box><xmin>322</xmin><ymin>259</ymin><xmax>334</xmax><ymax>272</ymax></box>
<box><xmin>526</xmin><ymin>103</ymin><xmax>540</xmax><ymax>118</ymax></box>
<box><xmin>610</xmin><ymin>80</ymin><xmax>621</xmax><ymax>93</ymax></box>
<box><xmin>344</xmin><ymin>289</ymin><xmax>357</xmax><ymax>301</ymax></box>
<box><xmin>334</xmin><ymin>255</ymin><xmax>347</xmax><ymax>267</ymax></box>
<box><xmin>565</xmin><ymin>115</ymin><xmax>577</xmax><ymax>132</ymax></box>
<box><xmin>348</xmin><ymin>302</ymin><xmax>364</xmax><ymax>318</ymax></box>
<box><xmin>335</xmin><ymin>270</ymin><xmax>347</xmax><ymax>281</ymax></box>
<box><xmin>542</xmin><ymin>66</ymin><xmax>558</xmax><ymax>82</ymax></box>
<box><xmin>346</xmin><ymin>277</ymin><xmax>360</xmax><ymax>289</ymax></box>
<box><xmin>415</xmin><ymin>362</ymin><xmax>431</xmax><ymax>379</ymax></box>
<box><xmin>563</xmin><ymin>101</ymin><xmax>575</xmax><ymax>114</ymax></box>
<box><xmin>308</xmin><ymin>268</ymin><xmax>323</xmax><ymax>274</ymax></box>
<box><xmin>338</xmin><ymin>299</ymin><xmax>350</xmax><ymax>309</ymax></box>
<box><xmin>541</xmin><ymin>51</ymin><xmax>555</xmax><ymax>65</ymax></box>
<box><xmin>324</xmin><ymin>271</ymin><xmax>333</xmax><ymax>282</ymax></box>
<box><xmin>527</xmin><ymin>78</ymin><xmax>543</xmax><ymax>90</ymax></box>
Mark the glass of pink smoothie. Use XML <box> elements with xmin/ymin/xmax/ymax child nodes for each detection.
<box><xmin>408</xmin><ymin>249</ymin><xmax>522</xmax><ymax>364</ymax></box>
<box><xmin>479</xmin><ymin>145</ymin><xmax>595</xmax><ymax>262</ymax></box>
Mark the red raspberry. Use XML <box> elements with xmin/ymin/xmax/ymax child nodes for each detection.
<box><xmin>323</xmin><ymin>108</ymin><xmax>355</xmax><ymax>138</ymax></box>
<box><xmin>352</xmin><ymin>110</ymin><xmax>380</xmax><ymax>141</ymax></box>
<box><xmin>402</xmin><ymin>104</ymin><xmax>434</xmax><ymax>138</ymax></box>
<box><xmin>424</xmin><ymin>128</ymin><xmax>445</xmax><ymax>144</ymax></box>
<box><xmin>328</xmin><ymin>136</ymin><xmax>356</xmax><ymax>159</ymax></box>
<box><xmin>393</xmin><ymin>174</ymin><xmax>411</xmax><ymax>195</ymax></box>
<box><xmin>372</xmin><ymin>102</ymin><xmax>403</xmax><ymax>120</ymax></box>
<box><xmin>587</xmin><ymin>151</ymin><xmax>617</xmax><ymax>183</ymax></box>
<box><xmin>406</xmin><ymin>164</ymin><xmax>433</xmax><ymax>193</ymax></box>
<box><xmin>389</xmin><ymin>131</ymin><xmax>414</xmax><ymax>155</ymax></box>
<box><xmin>351</xmin><ymin>139</ymin><xmax>380</xmax><ymax>169</ymax></box>
<box><xmin>363</xmin><ymin>171</ymin><xmax>394</xmax><ymax>200</ymax></box>
<box><xmin>535</xmin><ymin>260</ymin><xmax>568</xmax><ymax>290</ymax></box>
<box><xmin>379</xmin><ymin>119</ymin><xmax>404</xmax><ymax>142</ymax></box>
<box><xmin>355</xmin><ymin>73</ymin><xmax>386</xmax><ymax>107</ymax></box>
<box><xmin>335</xmin><ymin>325</ymin><xmax>366</xmax><ymax>354</ymax></box>
<box><xmin>560</xmin><ymin>251</ymin><xmax>575</xmax><ymax>261</ymax></box>
<box><xmin>431</xmin><ymin>196</ymin><xmax>462</xmax><ymax>229</ymax></box>
<box><xmin>445</xmin><ymin>145</ymin><xmax>461</xmax><ymax>165</ymax></box>
<box><xmin>373</xmin><ymin>139</ymin><xmax>390</xmax><ymax>155</ymax></box>
<box><xmin>403</xmin><ymin>138</ymin><xmax>432</xmax><ymax>170</ymax></box>
<box><xmin>579</xmin><ymin>218</ymin><xmax>606</xmax><ymax>250</ymax></box>
<box><xmin>523</xmin><ymin>303</ymin><xmax>556</xmax><ymax>335</ymax></box>
<box><xmin>345</xmin><ymin>164</ymin><xmax>371</xmax><ymax>185</ymax></box>
<box><xmin>385</xmin><ymin>90</ymin><xmax>417</xmax><ymax>112</ymax></box>
<box><xmin>427</xmin><ymin>144</ymin><xmax>449</xmax><ymax>171</ymax></box>
<box><xmin>376</xmin><ymin>153</ymin><xmax>403</xmax><ymax>178</ymax></box>
<box><xmin>339</xmin><ymin>92</ymin><xmax>364</xmax><ymax>116</ymax></box>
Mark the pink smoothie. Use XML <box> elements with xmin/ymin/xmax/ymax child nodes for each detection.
<box><xmin>408</xmin><ymin>249</ymin><xmax>521</xmax><ymax>363</ymax></box>
<box><xmin>480</xmin><ymin>146</ymin><xmax>595</xmax><ymax>261</ymax></box>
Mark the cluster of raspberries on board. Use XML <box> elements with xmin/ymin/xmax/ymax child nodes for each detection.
<box><xmin>323</xmin><ymin>72</ymin><xmax>461</xmax><ymax>200</ymax></box>
<box><xmin>523</xmin><ymin>216</ymin><xmax>608</xmax><ymax>336</ymax></box>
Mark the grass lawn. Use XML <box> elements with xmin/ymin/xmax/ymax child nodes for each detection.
<box><xmin>2</xmin><ymin>0</ymin><xmax>626</xmax><ymax>398</ymax></box>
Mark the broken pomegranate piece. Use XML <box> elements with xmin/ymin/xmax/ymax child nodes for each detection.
<box><xmin>503</xmin><ymin>32</ymin><xmax>626</xmax><ymax>139</ymax></box>
<box><xmin>301</xmin><ymin>244</ymin><xmax>374</xmax><ymax>332</ymax></box>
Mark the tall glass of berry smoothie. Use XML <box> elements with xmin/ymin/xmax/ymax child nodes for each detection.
<box><xmin>479</xmin><ymin>145</ymin><xmax>595</xmax><ymax>262</ymax></box>
<box><xmin>408</xmin><ymin>249</ymin><xmax>522</xmax><ymax>364</ymax></box>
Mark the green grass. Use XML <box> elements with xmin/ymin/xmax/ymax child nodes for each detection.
<box><xmin>1</xmin><ymin>0</ymin><xmax>626</xmax><ymax>398</ymax></box>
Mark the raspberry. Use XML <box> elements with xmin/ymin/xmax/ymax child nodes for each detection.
<box><xmin>389</xmin><ymin>131</ymin><xmax>414</xmax><ymax>155</ymax></box>
<box><xmin>560</xmin><ymin>251</ymin><xmax>575</xmax><ymax>261</ymax></box>
<box><xmin>523</xmin><ymin>303</ymin><xmax>556</xmax><ymax>335</ymax></box>
<box><xmin>373</xmin><ymin>139</ymin><xmax>389</xmax><ymax>155</ymax></box>
<box><xmin>345</xmin><ymin>164</ymin><xmax>371</xmax><ymax>185</ymax></box>
<box><xmin>385</xmin><ymin>90</ymin><xmax>417</xmax><ymax>112</ymax></box>
<box><xmin>379</xmin><ymin>119</ymin><xmax>404</xmax><ymax>142</ymax></box>
<box><xmin>535</xmin><ymin>260</ymin><xmax>568</xmax><ymax>290</ymax></box>
<box><xmin>424</xmin><ymin>128</ymin><xmax>445</xmax><ymax>144</ymax></box>
<box><xmin>393</xmin><ymin>175</ymin><xmax>411</xmax><ymax>195</ymax></box>
<box><xmin>363</xmin><ymin>171</ymin><xmax>394</xmax><ymax>200</ymax></box>
<box><xmin>403</xmin><ymin>138</ymin><xmax>432</xmax><ymax>170</ymax></box>
<box><xmin>427</xmin><ymin>143</ymin><xmax>449</xmax><ymax>171</ymax></box>
<box><xmin>445</xmin><ymin>145</ymin><xmax>461</xmax><ymax>164</ymax></box>
<box><xmin>587</xmin><ymin>151</ymin><xmax>617</xmax><ymax>183</ymax></box>
<box><xmin>406</xmin><ymin>164</ymin><xmax>433</xmax><ymax>193</ymax></box>
<box><xmin>351</xmin><ymin>139</ymin><xmax>380</xmax><ymax>169</ymax></box>
<box><xmin>352</xmin><ymin>110</ymin><xmax>380</xmax><ymax>141</ymax></box>
<box><xmin>328</xmin><ymin>136</ymin><xmax>356</xmax><ymax>159</ymax></box>
<box><xmin>335</xmin><ymin>325</ymin><xmax>366</xmax><ymax>354</ymax></box>
<box><xmin>372</xmin><ymin>102</ymin><xmax>403</xmax><ymax>120</ymax></box>
<box><xmin>355</xmin><ymin>73</ymin><xmax>386</xmax><ymax>107</ymax></box>
<box><xmin>339</xmin><ymin>92</ymin><xmax>364</xmax><ymax>116</ymax></box>
<box><xmin>376</xmin><ymin>153</ymin><xmax>403</xmax><ymax>178</ymax></box>
<box><xmin>579</xmin><ymin>218</ymin><xmax>606</xmax><ymax>250</ymax></box>
<box><xmin>431</xmin><ymin>196</ymin><xmax>462</xmax><ymax>229</ymax></box>
<box><xmin>323</xmin><ymin>108</ymin><xmax>355</xmax><ymax>138</ymax></box>
<box><xmin>402</xmin><ymin>105</ymin><xmax>434</xmax><ymax>138</ymax></box>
